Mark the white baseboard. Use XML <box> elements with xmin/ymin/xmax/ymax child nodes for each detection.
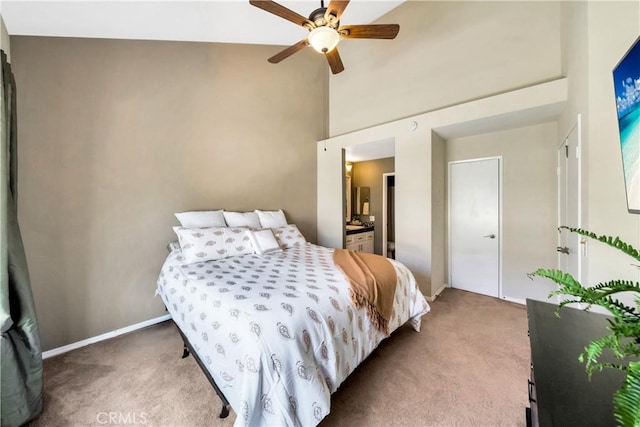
<box><xmin>501</xmin><ymin>295</ymin><xmax>526</xmax><ymax>305</ymax></box>
<box><xmin>42</xmin><ymin>314</ymin><xmax>172</xmax><ymax>359</ymax></box>
<box><xmin>426</xmin><ymin>283</ymin><xmax>448</xmax><ymax>302</ymax></box>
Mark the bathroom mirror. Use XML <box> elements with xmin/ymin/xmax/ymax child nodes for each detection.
<box><xmin>354</xmin><ymin>186</ymin><xmax>370</xmax><ymax>215</ymax></box>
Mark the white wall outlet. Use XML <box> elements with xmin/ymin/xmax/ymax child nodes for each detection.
<box><xmin>370</xmin><ymin>216</ymin><xmax>375</xmax><ymax>222</ymax></box>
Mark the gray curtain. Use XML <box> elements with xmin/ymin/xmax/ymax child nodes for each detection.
<box><xmin>1</xmin><ymin>50</ymin><xmax>43</xmax><ymax>427</ymax></box>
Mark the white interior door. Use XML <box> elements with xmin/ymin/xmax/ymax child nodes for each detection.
<box><xmin>558</xmin><ymin>116</ymin><xmax>582</xmax><ymax>283</ymax></box>
<box><xmin>449</xmin><ymin>158</ymin><xmax>501</xmax><ymax>298</ymax></box>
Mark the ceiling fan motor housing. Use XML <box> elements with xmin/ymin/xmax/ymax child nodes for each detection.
<box><xmin>309</xmin><ymin>7</ymin><xmax>337</xmax><ymax>28</ymax></box>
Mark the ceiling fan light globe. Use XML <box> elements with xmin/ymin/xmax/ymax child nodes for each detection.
<box><xmin>308</xmin><ymin>26</ymin><xmax>339</xmax><ymax>54</ymax></box>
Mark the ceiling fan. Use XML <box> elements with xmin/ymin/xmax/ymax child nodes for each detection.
<box><xmin>249</xmin><ymin>0</ymin><xmax>400</xmax><ymax>74</ymax></box>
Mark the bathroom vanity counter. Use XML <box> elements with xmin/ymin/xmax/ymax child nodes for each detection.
<box><xmin>345</xmin><ymin>227</ymin><xmax>374</xmax><ymax>253</ymax></box>
<box><xmin>345</xmin><ymin>225</ymin><xmax>375</xmax><ymax>235</ymax></box>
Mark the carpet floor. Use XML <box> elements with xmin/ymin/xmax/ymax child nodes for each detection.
<box><xmin>28</xmin><ymin>288</ymin><xmax>529</xmax><ymax>427</ymax></box>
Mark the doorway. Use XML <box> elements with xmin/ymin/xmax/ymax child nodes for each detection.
<box><xmin>382</xmin><ymin>173</ymin><xmax>395</xmax><ymax>258</ymax></box>
<box><xmin>448</xmin><ymin>157</ymin><xmax>502</xmax><ymax>298</ymax></box>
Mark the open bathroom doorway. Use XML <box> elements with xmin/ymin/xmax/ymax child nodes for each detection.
<box><xmin>382</xmin><ymin>173</ymin><xmax>395</xmax><ymax>259</ymax></box>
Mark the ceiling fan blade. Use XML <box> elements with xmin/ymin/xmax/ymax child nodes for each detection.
<box><xmin>268</xmin><ymin>39</ymin><xmax>309</xmax><ymax>63</ymax></box>
<box><xmin>249</xmin><ymin>0</ymin><xmax>314</xmax><ymax>28</ymax></box>
<box><xmin>325</xmin><ymin>0</ymin><xmax>350</xmax><ymax>22</ymax></box>
<box><xmin>326</xmin><ymin>48</ymin><xmax>345</xmax><ymax>74</ymax></box>
<box><xmin>338</xmin><ymin>24</ymin><xmax>400</xmax><ymax>39</ymax></box>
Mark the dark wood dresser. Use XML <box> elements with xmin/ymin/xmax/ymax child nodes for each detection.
<box><xmin>526</xmin><ymin>299</ymin><xmax>625</xmax><ymax>426</ymax></box>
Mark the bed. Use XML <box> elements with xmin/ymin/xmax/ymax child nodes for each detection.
<box><xmin>156</xmin><ymin>219</ymin><xmax>430</xmax><ymax>427</ymax></box>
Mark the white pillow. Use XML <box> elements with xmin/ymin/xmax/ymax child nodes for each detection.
<box><xmin>273</xmin><ymin>224</ymin><xmax>307</xmax><ymax>249</ymax></box>
<box><xmin>255</xmin><ymin>209</ymin><xmax>288</xmax><ymax>229</ymax></box>
<box><xmin>246</xmin><ymin>229</ymin><xmax>282</xmax><ymax>255</ymax></box>
<box><xmin>173</xmin><ymin>226</ymin><xmax>253</xmax><ymax>263</ymax></box>
<box><xmin>174</xmin><ymin>210</ymin><xmax>226</xmax><ymax>228</ymax></box>
<box><xmin>223</xmin><ymin>211</ymin><xmax>261</xmax><ymax>230</ymax></box>
<box><xmin>224</xmin><ymin>227</ymin><xmax>254</xmax><ymax>258</ymax></box>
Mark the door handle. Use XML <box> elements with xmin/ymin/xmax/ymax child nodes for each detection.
<box><xmin>483</xmin><ymin>234</ymin><xmax>496</xmax><ymax>239</ymax></box>
<box><xmin>557</xmin><ymin>246</ymin><xmax>570</xmax><ymax>254</ymax></box>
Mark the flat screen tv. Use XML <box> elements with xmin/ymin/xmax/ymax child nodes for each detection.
<box><xmin>613</xmin><ymin>35</ymin><xmax>640</xmax><ymax>214</ymax></box>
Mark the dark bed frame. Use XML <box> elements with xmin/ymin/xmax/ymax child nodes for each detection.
<box><xmin>172</xmin><ymin>319</ymin><xmax>231</xmax><ymax>419</ymax></box>
<box><xmin>164</xmin><ymin>243</ymin><xmax>230</xmax><ymax>418</ymax></box>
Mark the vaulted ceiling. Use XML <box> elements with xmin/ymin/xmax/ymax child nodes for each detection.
<box><xmin>1</xmin><ymin>1</ymin><xmax>403</xmax><ymax>46</ymax></box>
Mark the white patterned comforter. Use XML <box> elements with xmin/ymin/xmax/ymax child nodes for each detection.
<box><xmin>156</xmin><ymin>242</ymin><xmax>430</xmax><ymax>426</ymax></box>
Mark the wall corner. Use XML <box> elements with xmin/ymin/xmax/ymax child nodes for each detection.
<box><xmin>1</xmin><ymin>15</ymin><xmax>10</xmax><ymax>61</ymax></box>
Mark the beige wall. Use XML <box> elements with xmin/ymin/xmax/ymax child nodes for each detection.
<box><xmin>1</xmin><ymin>15</ymin><xmax>9</xmax><ymax>60</ymax></box>
<box><xmin>430</xmin><ymin>132</ymin><xmax>446</xmax><ymax>294</ymax></box>
<box><xmin>11</xmin><ymin>36</ymin><xmax>327</xmax><ymax>351</ymax></box>
<box><xmin>320</xmin><ymin>1</ymin><xmax>564</xmax><ymax>298</ymax></box>
<box><xmin>330</xmin><ymin>1</ymin><xmax>562</xmax><ymax>136</ymax></box>
<box><xmin>583</xmin><ymin>2</ymin><xmax>640</xmax><ymax>291</ymax></box>
<box><xmin>351</xmin><ymin>157</ymin><xmax>394</xmax><ymax>254</ymax></box>
<box><xmin>447</xmin><ymin>123</ymin><xmax>559</xmax><ymax>301</ymax></box>
<box><xmin>319</xmin><ymin>79</ymin><xmax>566</xmax><ymax>298</ymax></box>
<box><xmin>549</xmin><ymin>0</ymin><xmax>640</xmax><ymax>311</ymax></box>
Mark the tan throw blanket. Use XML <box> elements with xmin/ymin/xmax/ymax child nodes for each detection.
<box><xmin>333</xmin><ymin>249</ymin><xmax>398</xmax><ymax>335</ymax></box>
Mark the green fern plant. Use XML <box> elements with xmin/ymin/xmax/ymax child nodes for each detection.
<box><xmin>529</xmin><ymin>226</ymin><xmax>640</xmax><ymax>426</ymax></box>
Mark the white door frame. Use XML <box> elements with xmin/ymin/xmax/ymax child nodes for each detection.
<box><xmin>447</xmin><ymin>156</ymin><xmax>504</xmax><ymax>300</ymax></box>
<box><xmin>382</xmin><ymin>172</ymin><xmax>395</xmax><ymax>257</ymax></box>
<box><xmin>557</xmin><ymin>114</ymin><xmax>583</xmax><ymax>294</ymax></box>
